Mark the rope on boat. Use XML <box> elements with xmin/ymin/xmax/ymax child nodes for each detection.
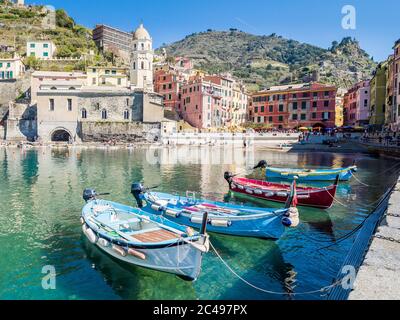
<box><xmin>209</xmin><ymin>242</ymin><xmax>343</xmax><ymax>296</ymax></box>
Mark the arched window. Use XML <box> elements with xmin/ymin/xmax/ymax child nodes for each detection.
<box><xmin>50</xmin><ymin>86</ymin><xmax>57</xmax><ymax>90</ymax></box>
<box><xmin>133</xmin><ymin>62</ymin><xmax>136</xmax><ymax>70</ymax></box>
<box><xmin>134</xmin><ymin>44</ymin><xmax>137</xmax><ymax>50</ymax></box>
<box><xmin>141</xmin><ymin>61</ymin><xmax>144</xmax><ymax>70</ymax></box>
<box><xmin>69</xmin><ymin>87</ymin><xmax>76</xmax><ymax>90</ymax></box>
<box><xmin>123</xmin><ymin>109</ymin><xmax>130</xmax><ymax>120</ymax></box>
<box><xmin>141</xmin><ymin>43</ymin><xmax>144</xmax><ymax>50</ymax></box>
<box><xmin>101</xmin><ymin>109</ymin><xmax>107</xmax><ymax>120</ymax></box>
<box><xmin>81</xmin><ymin>108</ymin><xmax>87</xmax><ymax>119</ymax></box>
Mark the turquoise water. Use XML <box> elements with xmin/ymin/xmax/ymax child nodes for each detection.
<box><xmin>0</xmin><ymin>146</ymin><xmax>398</xmax><ymax>300</ymax></box>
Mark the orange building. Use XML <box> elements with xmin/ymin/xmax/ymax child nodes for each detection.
<box><xmin>249</xmin><ymin>83</ymin><xmax>337</xmax><ymax>130</ymax></box>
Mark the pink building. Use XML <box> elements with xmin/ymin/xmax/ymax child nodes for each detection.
<box><xmin>343</xmin><ymin>80</ymin><xmax>370</xmax><ymax>126</ymax></box>
<box><xmin>178</xmin><ymin>75</ymin><xmax>226</xmax><ymax>129</ymax></box>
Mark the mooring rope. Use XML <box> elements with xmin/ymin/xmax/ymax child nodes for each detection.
<box><xmin>350</xmin><ymin>171</ymin><xmax>371</xmax><ymax>187</ymax></box>
<box><xmin>210</xmin><ymin>242</ymin><xmax>342</xmax><ymax>296</ymax></box>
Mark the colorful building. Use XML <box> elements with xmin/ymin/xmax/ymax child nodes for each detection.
<box><xmin>369</xmin><ymin>61</ymin><xmax>388</xmax><ymax>127</ymax></box>
<box><xmin>385</xmin><ymin>55</ymin><xmax>395</xmax><ymax>127</ymax></box>
<box><xmin>154</xmin><ymin>69</ymin><xmax>183</xmax><ymax>111</ymax></box>
<box><xmin>179</xmin><ymin>74</ymin><xmax>224</xmax><ymax>129</ymax></box>
<box><xmin>343</xmin><ymin>80</ymin><xmax>370</xmax><ymax>127</ymax></box>
<box><xmin>249</xmin><ymin>83</ymin><xmax>337</xmax><ymax>130</ymax></box>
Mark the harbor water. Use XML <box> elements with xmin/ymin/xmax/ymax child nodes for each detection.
<box><xmin>0</xmin><ymin>146</ymin><xmax>398</xmax><ymax>300</ymax></box>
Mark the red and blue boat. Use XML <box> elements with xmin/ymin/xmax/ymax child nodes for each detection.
<box><xmin>224</xmin><ymin>173</ymin><xmax>338</xmax><ymax>209</ymax></box>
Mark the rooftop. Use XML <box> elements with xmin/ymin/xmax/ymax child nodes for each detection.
<box><xmin>32</xmin><ymin>71</ymin><xmax>87</xmax><ymax>78</ymax></box>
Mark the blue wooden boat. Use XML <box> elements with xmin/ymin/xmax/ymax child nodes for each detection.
<box><xmin>131</xmin><ymin>183</ymin><xmax>299</xmax><ymax>240</ymax></box>
<box><xmin>81</xmin><ymin>189</ymin><xmax>210</xmax><ymax>281</ymax></box>
<box><xmin>254</xmin><ymin>160</ymin><xmax>358</xmax><ymax>182</ymax></box>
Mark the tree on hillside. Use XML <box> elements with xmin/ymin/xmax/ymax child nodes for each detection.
<box><xmin>56</xmin><ymin>9</ymin><xmax>75</xmax><ymax>29</ymax></box>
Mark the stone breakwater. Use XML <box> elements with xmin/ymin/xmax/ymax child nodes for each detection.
<box><xmin>349</xmin><ymin>178</ymin><xmax>400</xmax><ymax>300</ymax></box>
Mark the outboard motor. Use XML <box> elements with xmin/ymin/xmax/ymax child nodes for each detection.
<box><xmin>131</xmin><ymin>183</ymin><xmax>145</xmax><ymax>208</ymax></box>
<box><xmin>83</xmin><ymin>189</ymin><xmax>97</xmax><ymax>202</ymax></box>
<box><xmin>224</xmin><ymin>172</ymin><xmax>234</xmax><ymax>186</ymax></box>
<box><xmin>253</xmin><ymin>160</ymin><xmax>268</xmax><ymax>170</ymax></box>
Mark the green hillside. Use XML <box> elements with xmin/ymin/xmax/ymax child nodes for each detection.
<box><xmin>159</xmin><ymin>30</ymin><xmax>377</xmax><ymax>91</ymax></box>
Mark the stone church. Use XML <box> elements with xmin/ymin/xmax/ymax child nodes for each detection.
<box><xmin>12</xmin><ymin>23</ymin><xmax>165</xmax><ymax>143</ymax></box>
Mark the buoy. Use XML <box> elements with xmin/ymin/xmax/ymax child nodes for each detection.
<box><xmin>80</xmin><ymin>217</ymin><xmax>85</xmax><ymax>225</ymax></box>
<box><xmin>277</xmin><ymin>192</ymin><xmax>288</xmax><ymax>197</ymax></box>
<box><xmin>128</xmin><ymin>248</ymin><xmax>146</xmax><ymax>260</ymax></box>
<box><xmin>237</xmin><ymin>185</ymin><xmax>245</xmax><ymax>190</ymax></box>
<box><xmin>245</xmin><ymin>188</ymin><xmax>254</xmax><ymax>194</ymax></box>
<box><xmin>112</xmin><ymin>245</ymin><xmax>127</xmax><ymax>257</ymax></box>
<box><xmin>297</xmin><ymin>194</ymin><xmax>310</xmax><ymax>199</ymax></box>
<box><xmin>210</xmin><ymin>219</ymin><xmax>231</xmax><ymax>227</ymax></box>
<box><xmin>254</xmin><ymin>189</ymin><xmax>263</xmax><ymax>195</ymax></box>
<box><xmin>265</xmin><ymin>192</ymin><xmax>275</xmax><ymax>197</ymax></box>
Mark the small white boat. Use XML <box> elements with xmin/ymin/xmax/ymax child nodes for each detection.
<box><xmin>81</xmin><ymin>189</ymin><xmax>210</xmax><ymax>281</ymax></box>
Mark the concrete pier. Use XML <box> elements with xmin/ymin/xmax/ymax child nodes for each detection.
<box><xmin>349</xmin><ymin>178</ymin><xmax>400</xmax><ymax>300</ymax></box>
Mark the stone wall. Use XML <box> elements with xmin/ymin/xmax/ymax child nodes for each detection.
<box><xmin>80</xmin><ymin>121</ymin><xmax>160</xmax><ymax>143</ymax></box>
<box><xmin>78</xmin><ymin>92</ymin><xmax>135</xmax><ymax>122</ymax></box>
<box><xmin>5</xmin><ymin>102</ymin><xmax>37</xmax><ymax>141</ymax></box>
<box><xmin>0</xmin><ymin>73</ymin><xmax>31</xmax><ymax>107</ymax></box>
<box><xmin>5</xmin><ymin>119</ymin><xmax>37</xmax><ymax>141</ymax></box>
<box><xmin>349</xmin><ymin>178</ymin><xmax>400</xmax><ymax>300</ymax></box>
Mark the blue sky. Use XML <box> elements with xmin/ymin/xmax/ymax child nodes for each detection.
<box><xmin>26</xmin><ymin>0</ymin><xmax>399</xmax><ymax>61</ymax></box>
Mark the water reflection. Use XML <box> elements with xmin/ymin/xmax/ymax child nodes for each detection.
<box><xmin>0</xmin><ymin>146</ymin><xmax>398</xmax><ymax>300</ymax></box>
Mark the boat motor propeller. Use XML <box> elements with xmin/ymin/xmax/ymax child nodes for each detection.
<box><xmin>83</xmin><ymin>189</ymin><xmax>97</xmax><ymax>202</ymax></box>
<box><xmin>224</xmin><ymin>172</ymin><xmax>234</xmax><ymax>186</ymax></box>
<box><xmin>83</xmin><ymin>189</ymin><xmax>110</xmax><ymax>202</ymax></box>
<box><xmin>131</xmin><ymin>183</ymin><xmax>145</xmax><ymax>208</ymax></box>
<box><xmin>253</xmin><ymin>160</ymin><xmax>268</xmax><ymax>170</ymax></box>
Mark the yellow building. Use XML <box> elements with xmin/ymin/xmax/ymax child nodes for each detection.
<box><xmin>86</xmin><ymin>66</ymin><xmax>129</xmax><ymax>87</ymax></box>
<box><xmin>335</xmin><ymin>96</ymin><xmax>344</xmax><ymax>127</ymax></box>
<box><xmin>369</xmin><ymin>61</ymin><xmax>388</xmax><ymax>127</ymax></box>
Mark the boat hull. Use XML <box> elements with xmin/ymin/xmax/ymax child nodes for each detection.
<box><xmin>81</xmin><ymin>199</ymin><xmax>208</xmax><ymax>281</ymax></box>
<box><xmin>92</xmin><ymin>237</ymin><xmax>204</xmax><ymax>281</ymax></box>
<box><xmin>266</xmin><ymin>166</ymin><xmax>356</xmax><ymax>182</ymax></box>
<box><xmin>142</xmin><ymin>192</ymin><xmax>288</xmax><ymax>240</ymax></box>
<box><xmin>230</xmin><ymin>178</ymin><xmax>336</xmax><ymax>209</ymax></box>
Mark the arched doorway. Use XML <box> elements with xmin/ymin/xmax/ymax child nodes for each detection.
<box><xmin>51</xmin><ymin>129</ymin><xmax>72</xmax><ymax>142</ymax></box>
